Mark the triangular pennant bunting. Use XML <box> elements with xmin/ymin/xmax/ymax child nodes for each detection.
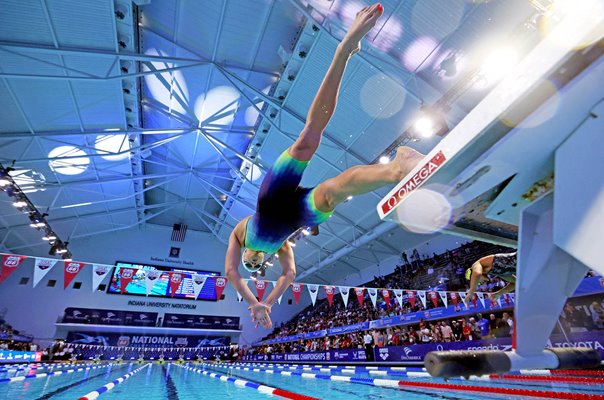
<box><xmin>0</xmin><ymin>254</ymin><xmax>26</xmax><ymax>284</ymax></box>
<box><xmin>458</xmin><ymin>292</ymin><xmax>468</xmax><ymax>307</ymax></box>
<box><xmin>338</xmin><ymin>286</ymin><xmax>350</xmax><ymax>307</ymax></box>
<box><xmin>418</xmin><ymin>290</ymin><xmax>426</xmax><ymax>308</ymax></box>
<box><xmin>307</xmin><ymin>284</ymin><xmax>319</xmax><ymax>306</ymax></box>
<box><xmin>33</xmin><ymin>257</ymin><xmax>57</xmax><ymax>287</ymax></box>
<box><xmin>354</xmin><ymin>287</ymin><xmax>364</xmax><ymax>306</ymax></box>
<box><xmin>291</xmin><ymin>283</ymin><xmax>303</xmax><ymax>305</ymax></box>
<box><xmin>393</xmin><ymin>289</ymin><xmax>403</xmax><ymax>306</ymax></box>
<box><xmin>382</xmin><ymin>289</ymin><xmax>391</xmax><ymax>308</ymax></box>
<box><xmin>324</xmin><ymin>285</ymin><xmax>335</xmax><ymax>307</ymax></box>
<box><xmin>407</xmin><ymin>290</ymin><xmax>415</xmax><ymax>308</ymax></box>
<box><xmin>254</xmin><ymin>280</ymin><xmax>267</xmax><ymax>302</ymax></box>
<box><xmin>214</xmin><ymin>276</ymin><xmax>228</xmax><ymax>300</ymax></box>
<box><xmin>63</xmin><ymin>261</ymin><xmax>84</xmax><ymax>289</ymax></box>
<box><xmin>430</xmin><ymin>291</ymin><xmax>439</xmax><ymax>308</ymax></box>
<box><xmin>272</xmin><ymin>281</ymin><xmax>283</xmax><ymax>304</ymax></box>
<box><xmin>236</xmin><ymin>290</ymin><xmax>243</xmax><ymax>302</ymax></box>
<box><xmin>168</xmin><ymin>272</ymin><xmax>183</xmax><ymax>297</ymax></box>
<box><xmin>119</xmin><ymin>267</ymin><xmax>136</xmax><ymax>294</ymax></box>
<box><xmin>91</xmin><ymin>264</ymin><xmax>111</xmax><ymax>292</ymax></box>
<box><xmin>192</xmin><ymin>274</ymin><xmax>207</xmax><ymax>299</ymax></box>
<box><xmin>368</xmin><ymin>288</ymin><xmax>378</xmax><ymax>308</ymax></box>
<box><xmin>476</xmin><ymin>292</ymin><xmax>486</xmax><ymax>308</ymax></box>
<box><xmin>438</xmin><ymin>291</ymin><xmax>448</xmax><ymax>308</ymax></box>
<box><xmin>145</xmin><ymin>270</ymin><xmax>160</xmax><ymax>295</ymax></box>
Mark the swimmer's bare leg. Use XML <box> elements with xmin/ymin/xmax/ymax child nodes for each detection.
<box><xmin>289</xmin><ymin>4</ymin><xmax>383</xmax><ymax>161</ymax></box>
<box><xmin>314</xmin><ymin>147</ymin><xmax>424</xmax><ymax>211</ymax></box>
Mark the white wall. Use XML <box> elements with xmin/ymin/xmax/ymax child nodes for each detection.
<box><xmin>0</xmin><ymin>225</ymin><xmax>310</xmax><ymax>346</ymax></box>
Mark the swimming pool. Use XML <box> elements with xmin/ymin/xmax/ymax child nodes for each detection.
<box><xmin>1</xmin><ymin>362</ymin><xmax>603</xmax><ymax>399</ymax></box>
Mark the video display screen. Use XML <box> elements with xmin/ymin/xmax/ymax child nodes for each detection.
<box><xmin>107</xmin><ymin>261</ymin><xmax>219</xmax><ymax>301</ymax></box>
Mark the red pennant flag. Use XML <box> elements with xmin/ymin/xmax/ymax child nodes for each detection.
<box><xmin>63</xmin><ymin>261</ymin><xmax>85</xmax><ymax>289</ymax></box>
<box><xmin>382</xmin><ymin>289</ymin><xmax>391</xmax><ymax>309</ymax></box>
<box><xmin>214</xmin><ymin>276</ymin><xmax>228</xmax><ymax>300</ymax></box>
<box><xmin>407</xmin><ymin>290</ymin><xmax>415</xmax><ymax>308</ymax></box>
<box><xmin>324</xmin><ymin>285</ymin><xmax>335</xmax><ymax>307</ymax></box>
<box><xmin>0</xmin><ymin>255</ymin><xmax>26</xmax><ymax>284</ymax></box>
<box><xmin>504</xmin><ymin>293</ymin><xmax>510</xmax><ymax>305</ymax></box>
<box><xmin>291</xmin><ymin>283</ymin><xmax>303</xmax><ymax>305</ymax></box>
<box><xmin>472</xmin><ymin>293</ymin><xmax>478</xmax><ymax>307</ymax></box>
<box><xmin>430</xmin><ymin>291</ymin><xmax>439</xmax><ymax>308</ymax></box>
<box><xmin>354</xmin><ymin>288</ymin><xmax>364</xmax><ymax>306</ymax></box>
<box><xmin>254</xmin><ymin>280</ymin><xmax>267</xmax><ymax>302</ymax></box>
<box><xmin>450</xmin><ymin>292</ymin><xmax>459</xmax><ymax>306</ymax></box>
<box><xmin>168</xmin><ymin>272</ymin><xmax>183</xmax><ymax>297</ymax></box>
<box><xmin>119</xmin><ymin>267</ymin><xmax>136</xmax><ymax>294</ymax></box>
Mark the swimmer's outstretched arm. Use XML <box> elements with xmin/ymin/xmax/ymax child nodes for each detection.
<box><xmin>225</xmin><ymin>231</ymin><xmax>260</xmax><ymax>307</ymax></box>
<box><xmin>262</xmin><ymin>241</ymin><xmax>296</xmax><ymax>309</ymax></box>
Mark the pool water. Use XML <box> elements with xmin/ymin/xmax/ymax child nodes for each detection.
<box><xmin>1</xmin><ymin>362</ymin><xmax>603</xmax><ymax>399</ymax></box>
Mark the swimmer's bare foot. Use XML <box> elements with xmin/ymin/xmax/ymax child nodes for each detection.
<box><xmin>392</xmin><ymin>146</ymin><xmax>424</xmax><ymax>181</ymax></box>
<box><xmin>341</xmin><ymin>3</ymin><xmax>383</xmax><ymax>55</ymax></box>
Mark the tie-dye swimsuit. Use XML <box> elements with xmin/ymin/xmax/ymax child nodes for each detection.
<box><xmin>244</xmin><ymin>150</ymin><xmax>333</xmax><ymax>254</ymax></box>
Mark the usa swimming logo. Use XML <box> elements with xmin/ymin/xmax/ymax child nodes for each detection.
<box><xmin>65</xmin><ymin>262</ymin><xmax>81</xmax><ymax>274</ymax></box>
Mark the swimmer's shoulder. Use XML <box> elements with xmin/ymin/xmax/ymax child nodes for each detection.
<box><xmin>232</xmin><ymin>215</ymin><xmax>253</xmax><ymax>247</ymax></box>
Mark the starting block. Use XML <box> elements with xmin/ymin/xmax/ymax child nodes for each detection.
<box><xmin>378</xmin><ymin>6</ymin><xmax>604</xmax><ymax>376</ymax></box>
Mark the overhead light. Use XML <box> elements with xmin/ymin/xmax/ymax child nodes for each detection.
<box><xmin>301</xmin><ymin>228</ymin><xmax>310</xmax><ymax>236</ymax></box>
<box><xmin>379</xmin><ymin>156</ymin><xmax>390</xmax><ymax>164</ymax></box>
<box><xmin>0</xmin><ymin>178</ymin><xmax>10</xmax><ymax>187</ymax></box>
<box><xmin>43</xmin><ymin>234</ymin><xmax>57</xmax><ymax>241</ymax></box>
<box><xmin>346</xmin><ymin>196</ymin><xmax>353</xmax><ymax>201</ymax></box>
<box><xmin>478</xmin><ymin>47</ymin><xmax>519</xmax><ymax>86</ymax></box>
<box><xmin>12</xmin><ymin>201</ymin><xmax>27</xmax><ymax>208</ymax></box>
<box><xmin>56</xmin><ymin>248</ymin><xmax>67</xmax><ymax>254</ymax></box>
<box><xmin>409</xmin><ymin>106</ymin><xmax>449</xmax><ymax>139</ymax></box>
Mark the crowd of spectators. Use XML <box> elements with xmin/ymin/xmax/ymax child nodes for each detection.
<box><xmin>0</xmin><ymin>318</ymin><xmax>36</xmax><ymax>352</ymax></box>
<box><xmin>247</xmin><ymin>311</ymin><xmax>515</xmax><ymax>359</ymax></box>
<box><xmin>262</xmin><ymin>241</ymin><xmax>511</xmax><ymax>344</ymax></box>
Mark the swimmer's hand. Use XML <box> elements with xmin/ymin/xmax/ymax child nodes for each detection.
<box><xmin>341</xmin><ymin>3</ymin><xmax>383</xmax><ymax>55</ymax></box>
<box><xmin>249</xmin><ymin>302</ymin><xmax>273</xmax><ymax>329</ymax></box>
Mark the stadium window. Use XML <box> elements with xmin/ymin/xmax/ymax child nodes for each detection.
<box><xmin>47</xmin><ymin>279</ymin><xmax>56</xmax><ymax>287</ymax></box>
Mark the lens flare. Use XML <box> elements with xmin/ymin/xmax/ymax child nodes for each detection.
<box><xmin>395</xmin><ymin>188</ymin><xmax>452</xmax><ymax>234</ymax></box>
<box><xmin>360</xmin><ymin>73</ymin><xmax>406</xmax><ymax>118</ymax></box>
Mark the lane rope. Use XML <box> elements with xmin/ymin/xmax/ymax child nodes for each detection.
<box><xmin>77</xmin><ymin>363</ymin><xmax>150</xmax><ymax>400</ymax></box>
<box><xmin>176</xmin><ymin>363</ymin><xmax>319</xmax><ymax>400</ymax></box>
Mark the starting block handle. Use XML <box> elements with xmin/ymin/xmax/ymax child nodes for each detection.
<box><xmin>425</xmin><ymin>348</ymin><xmax>601</xmax><ymax>378</ymax></box>
<box><xmin>424</xmin><ymin>350</ymin><xmax>511</xmax><ymax>378</ymax></box>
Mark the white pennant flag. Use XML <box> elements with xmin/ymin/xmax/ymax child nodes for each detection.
<box><xmin>236</xmin><ymin>290</ymin><xmax>243</xmax><ymax>302</ymax></box>
<box><xmin>476</xmin><ymin>292</ymin><xmax>486</xmax><ymax>308</ymax></box>
<box><xmin>393</xmin><ymin>289</ymin><xmax>404</xmax><ymax>306</ymax></box>
<box><xmin>497</xmin><ymin>296</ymin><xmax>503</xmax><ymax>308</ymax></box>
<box><xmin>271</xmin><ymin>281</ymin><xmax>283</xmax><ymax>304</ymax></box>
<box><xmin>338</xmin><ymin>286</ymin><xmax>350</xmax><ymax>308</ymax></box>
<box><xmin>192</xmin><ymin>274</ymin><xmax>207</xmax><ymax>299</ymax></box>
<box><xmin>33</xmin><ymin>257</ymin><xmax>57</xmax><ymax>287</ymax></box>
<box><xmin>438</xmin><ymin>291</ymin><xmax>448</xmax><ymax>308</ymax></box>
<box><xmin>418</xmin><ymin>290</ymin><xmax>427</xmax><ymax>308</ymax></box>
<box><xmin>368</xmin><ymin>288</ymin><xmax>378</xmax><ymax>308</ymax></box>
<box><xmin>307</xmin><ymin>284</ymin><xmax>319</xmax><ymax>306</ymax></box>
<box><xmin>91</xmin><ymin>264</ymin><xmax>111</xmax><ymax>292</ymax></box>
<box><xmin>145</xmin><ymin>269</ymin><xmax>160</xmax><ymax>295</ymax></box>
<box><xmin>459</xmin><ymin>291</ymin><xmax>469</xmax><ymax>308</ymax></box>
